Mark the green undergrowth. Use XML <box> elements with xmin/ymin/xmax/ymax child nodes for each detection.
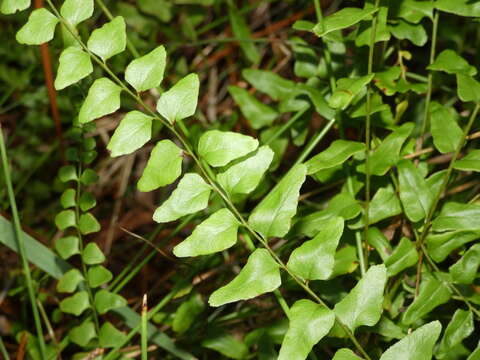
<box><xmin>1</xmin><ymin>0</ymin><xmax>480</xmax><ymax>359</ymax></box>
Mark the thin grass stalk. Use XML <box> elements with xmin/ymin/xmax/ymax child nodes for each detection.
<box><xmin>141</xmin><ymin>294</ymin><xmax>148</xmax><ymax>360</ymax></box>
<box><xmin>0</xmin><ymin>335</ymin><xmax>10</xmax><ymax>360</ymax></box>
<box><xmin>294</xmin><ymin>118</ymin><xmax>335</xmax><ymax>165</ymax></box>
<box><xmin>363</xmin><ymin>0</ymin><xmax>381</xmax><ymax>272</ymax></box>
<box><xmin>417</xmin><ymin>11</ymin><xmax>440</xmax><ymax>152</ymax></box>
<box><xmin>0</xmin><ymin>124</ymin><xmax>47</xmax><ymax>360</ymax></box>
<box><xmin>103</xmin><ymin>282</ymin><xmax>188</xmax><ymax>360</ymax></box>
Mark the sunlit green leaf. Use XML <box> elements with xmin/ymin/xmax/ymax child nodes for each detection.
<box><xmin>397</xmin><ymin>159</ymin><xmax>433</xmax><ymax>222</ymax></box>
<box><xmin>427</xmin><ymin>230</ymin><xmax>480</xmax><ymax>262</ymax></box>
<box><xmin>1</xmin><ymin>0</ymin><xmax>30</xmax><ymax>14</ymax></box>
<box><xmin>389</xmin><ymin>20</ymin><xmax>427</xmax><ymax>46</ymax></box>
<box><xmin>449</xmin><ymin>244</ymin><xmax>480</xmax><ymax>284</ymax></box>
<box><xmin>59</xmin><ymin>165</ymin><xmax>78</xmax><ymax>183</ymax></box>
<box><xmin>351</xmin><ymin>185</ymin><xmax>402</xmax><ymax>228</ymax></box>
<box><xmin>437</xmin><ymin>309</ymin><xmax>474</xmax><ymax>358</ymax></box>
<box><xmin>173</xmin><ymin>208</ymin><xmax>239</xmax><ymax>257</ymax></box>
<box><xmin>153</xmin><ymin>173</ymin><xmax>211</xmax><ymax>223</ymax></box>
<box><xmin>248</xmin><ymin>164</ymin><xmax>306</xmax><ymax>239</ymax></box>
<box><xmin>94</xmin><ymin>289</ymin><xmax>127</xmax><ymax>314</ymax></box>
<box><xmin>79</xmin><ymin>78</ymin><xmax>122</xmax><ymax>124</ymax></box>
<box><xmin>454</xmin><ymin>150</ymin><xmax>480</xmax><ymax>172</ymax></box>
<box><xmin>355</xmin><ymin>5</ymin><xmax>390</xmax><ymax>47</ymax></box>
<box><xmin>217</xmin><ymin>146</ymin><xmax>273</xmax><ymax>197</ymax></box>
<box><xmin>209</xmin><ymin>249</ymin><xmax>281</xmax><ymax>306</ymax></box>
<box><xmin>55</xmin><ymin>47</ymin><xmax>93</xmax><ymax>90</ymax></box>
<box><xmin>60</xmin><ymin>291</ymin><xmax>89</xmax><ymax>316</ymax></box>
<box><xmin>432</xmin><ymin>202</ymin><xmax>480</xmax><ymax>232</ymax></box>
<box><xmin>16</xmin><ymin>8</ymin><xmax>58</xmax><ymax>45</ymax></box>
<box><xmin>295</xmin><ymin>84</ymin><xmax>336</xmax><ymax>119</ymax></box>
<box><xmin>79</xmin><ymin>192</ymin><xmax>96</xmax><ymax>212</ymax></box>
<box><xmin>430</xmin><ymin>102</ymin><xmax>463</xmax><ymax>154</ymax></box>
<box><xmin>328</xmin><ymin>75</ymin><xmax>375</xmax><ymax>110</ymax></box>
<box><xmin>87</xmin><ymin>16</ymin><xmax>126</xmax><ymax>60</ymax></box>
<box><xmin>332</xmin><ymin>348</ymin><xmax>363</xmax><ymax>360</ymax></box>
<box><xmin>60</xmin><ymin>189</ymin><xmax>76</xmax><ymax>209</ymax></box>
<box><xmin>402</xmin><ymin>275</ymin><xmax>450</xmax><ymax>325</ymax></box>
<box><xmin>57</xmin><ymin>269</ymin><xmax>84</xmax><ymax>293</ymax></box>
<box><xmin>287</xmin><ymin>217</ymin><xmax>343</xmax><ymax>280</ymax></box>
<box><xmin>55</xmin><ymin>236</ymin><xmax>80</xmax><ymax>259</ymax></box>
<box><xmin>457</xmin><ymin>74</ymin><xmax>480</xmax><ymax>102</ymax></box>
<box><xmin>331</xmin><ymin>246</ymin><xmax>359</xmax><ymax>278</ymax></box>
<box><xmin>374</xmin><ymin>66</ymin><xmax>402</xmax><ymax>96</ymax></box>
<box><xmin>278</xmin><ymin>300</ymin><xmax>335</xmax><ymax>360</ymax></box>
<box><xmin>294</xmin><ymin>192</ymin><xmax>361</xmax><ymax>237</ymax></box>
<box><xmin>78</xmin><ymin>212</ymin><xmax>101</xmax><ymax>235</ymax></box>
<box><xmin>436</xmin><ymin>0</ymin><xmax>480</xmax><ymax>17</ymax></box>
<box><xmin>313</xmin><ymin>7</ymin><xmax>377</xmax><ymax>37</ymax></box>
<box><xmin>367</xmin><ymin>227</ymin><xmax>392</xmax><ymax>262</ymax></box>
<box><xmin>370</xmin><ymin>123</ymin><xmax>414</xmax><ymax>176</ymax></box>
<box><xmin>80</xmin><ymin>169</ymin><xmax>99</xmax><ymax>185</ymax></box>
<box><xmin>125</xmin><ymin>46</ymin><xmax>166</xmax><ymax>92</ymax></box>
<box><xmin>305</xmin><ymin>140</ymin><xmax>365</xmax><ymax>175</ymax></box>
<box><xmin>69</xmin><ymin>321</ymin><xmax>96</xmax><ymax>347</ymax></box>
<box><xmin>428</xmin><ymin>49</ymin><xmax>477</xmax><ymax>76</ymax></box>
<box><xmin>99</xmin><ymin>322</ymin><xmax>128</xmax><ymax>348</ymax></box>
<box><xmin>334</xmin><ymin>265</ymin><xmax>387</xmax><ymax>332</ymax></box>
<box><xmin>55</xmin><ymin>210</ymin><xmax>76</xmax><ymax>230</ymax></box>
<box><xmin>384</xmin><ymin>237</ymin><xmax>418</xmax><ymax>277</ymax></box>
<box><xmin>108</xmin><ymin>111</ymin><xmax>153</xmax><ymax>157</ymax></box>
<box><xmin>82</xmin><ymin>242</ymin><xmax>105</xmax><ymax>265</ymax></box>
<box><xmin>469</xmin><ymin>344</ymin><xmax>480</xmax><ymax>360</ymax></box>
<box><xmin>380</xmin><ymin>321</ymin><xmax>442</xmax><ymax>360</ymax></box>
<box><xmin>137</xmin><ymin>140</ymin><xmax>183</xmax><ymax>191</ymax></box>
<box><xmin>391</xmin><ymin>0</ymin><xmax>433</xmax><ymax>23</ymax></box>
<box><xmin>157</xmin><ymin>73</ymin><xmax>199</xmax><ymax>124</ymax></box>
<box><xmin>373</xmin><ymin>317</ymin><xmax>405</xmax><ymax>340</ymax></box>
<box><xmin>60</xmin><ymin>0</ymin><xmax>94</xmax><ymax>26</ymax></box>
<box><xmin>198</xmin><ymin>130</ymin><xmax>259</xmax><ymax>167</ymax></box>
<box><xmin>87</xmin><ymin>265</ymin><xmax>113</xmax><ymax>288</ymax></box>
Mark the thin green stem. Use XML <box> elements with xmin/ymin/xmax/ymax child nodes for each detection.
<box><xmin>417</xmin><ymin>11</ymin><xmax>439</xmax><ymax>152</ymax></box>
<box><xmin>313</xmin><ymin>0</ymin><xmax>336</xmax><ymax>90</ymax></box>
<box><xmin>37</xmin><ymin>299</ymin><xmax>62</xmax><ymax>359</ymax></box>
<box><xmin>363</xmin><ymin>0</ymin><xmax>381</xmax><ymax>272</ymax></box>
<box><xmin>273</xmin><ymin>290</ymin><xmax>290</xmax><ymax>318</ymax></box>
<box><xmin>263</xmin><ymin>108</ymin><xmax>308</xmax><ymax>146</ymax></box>
<box><xmin>0</xmin><ymin>124</ymin><xmax>46</xmax><ymax>360</ymax></box>
<box><xmin>294</xmin><ymin>118</ymin><xmax>336</xmax><ymax>166</ymax></box>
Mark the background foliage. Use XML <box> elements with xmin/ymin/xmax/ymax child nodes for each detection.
<box><xmin>1</xmin><ymin>0</ymin><xmax>480</xmax><ymax>359</ymax></box>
